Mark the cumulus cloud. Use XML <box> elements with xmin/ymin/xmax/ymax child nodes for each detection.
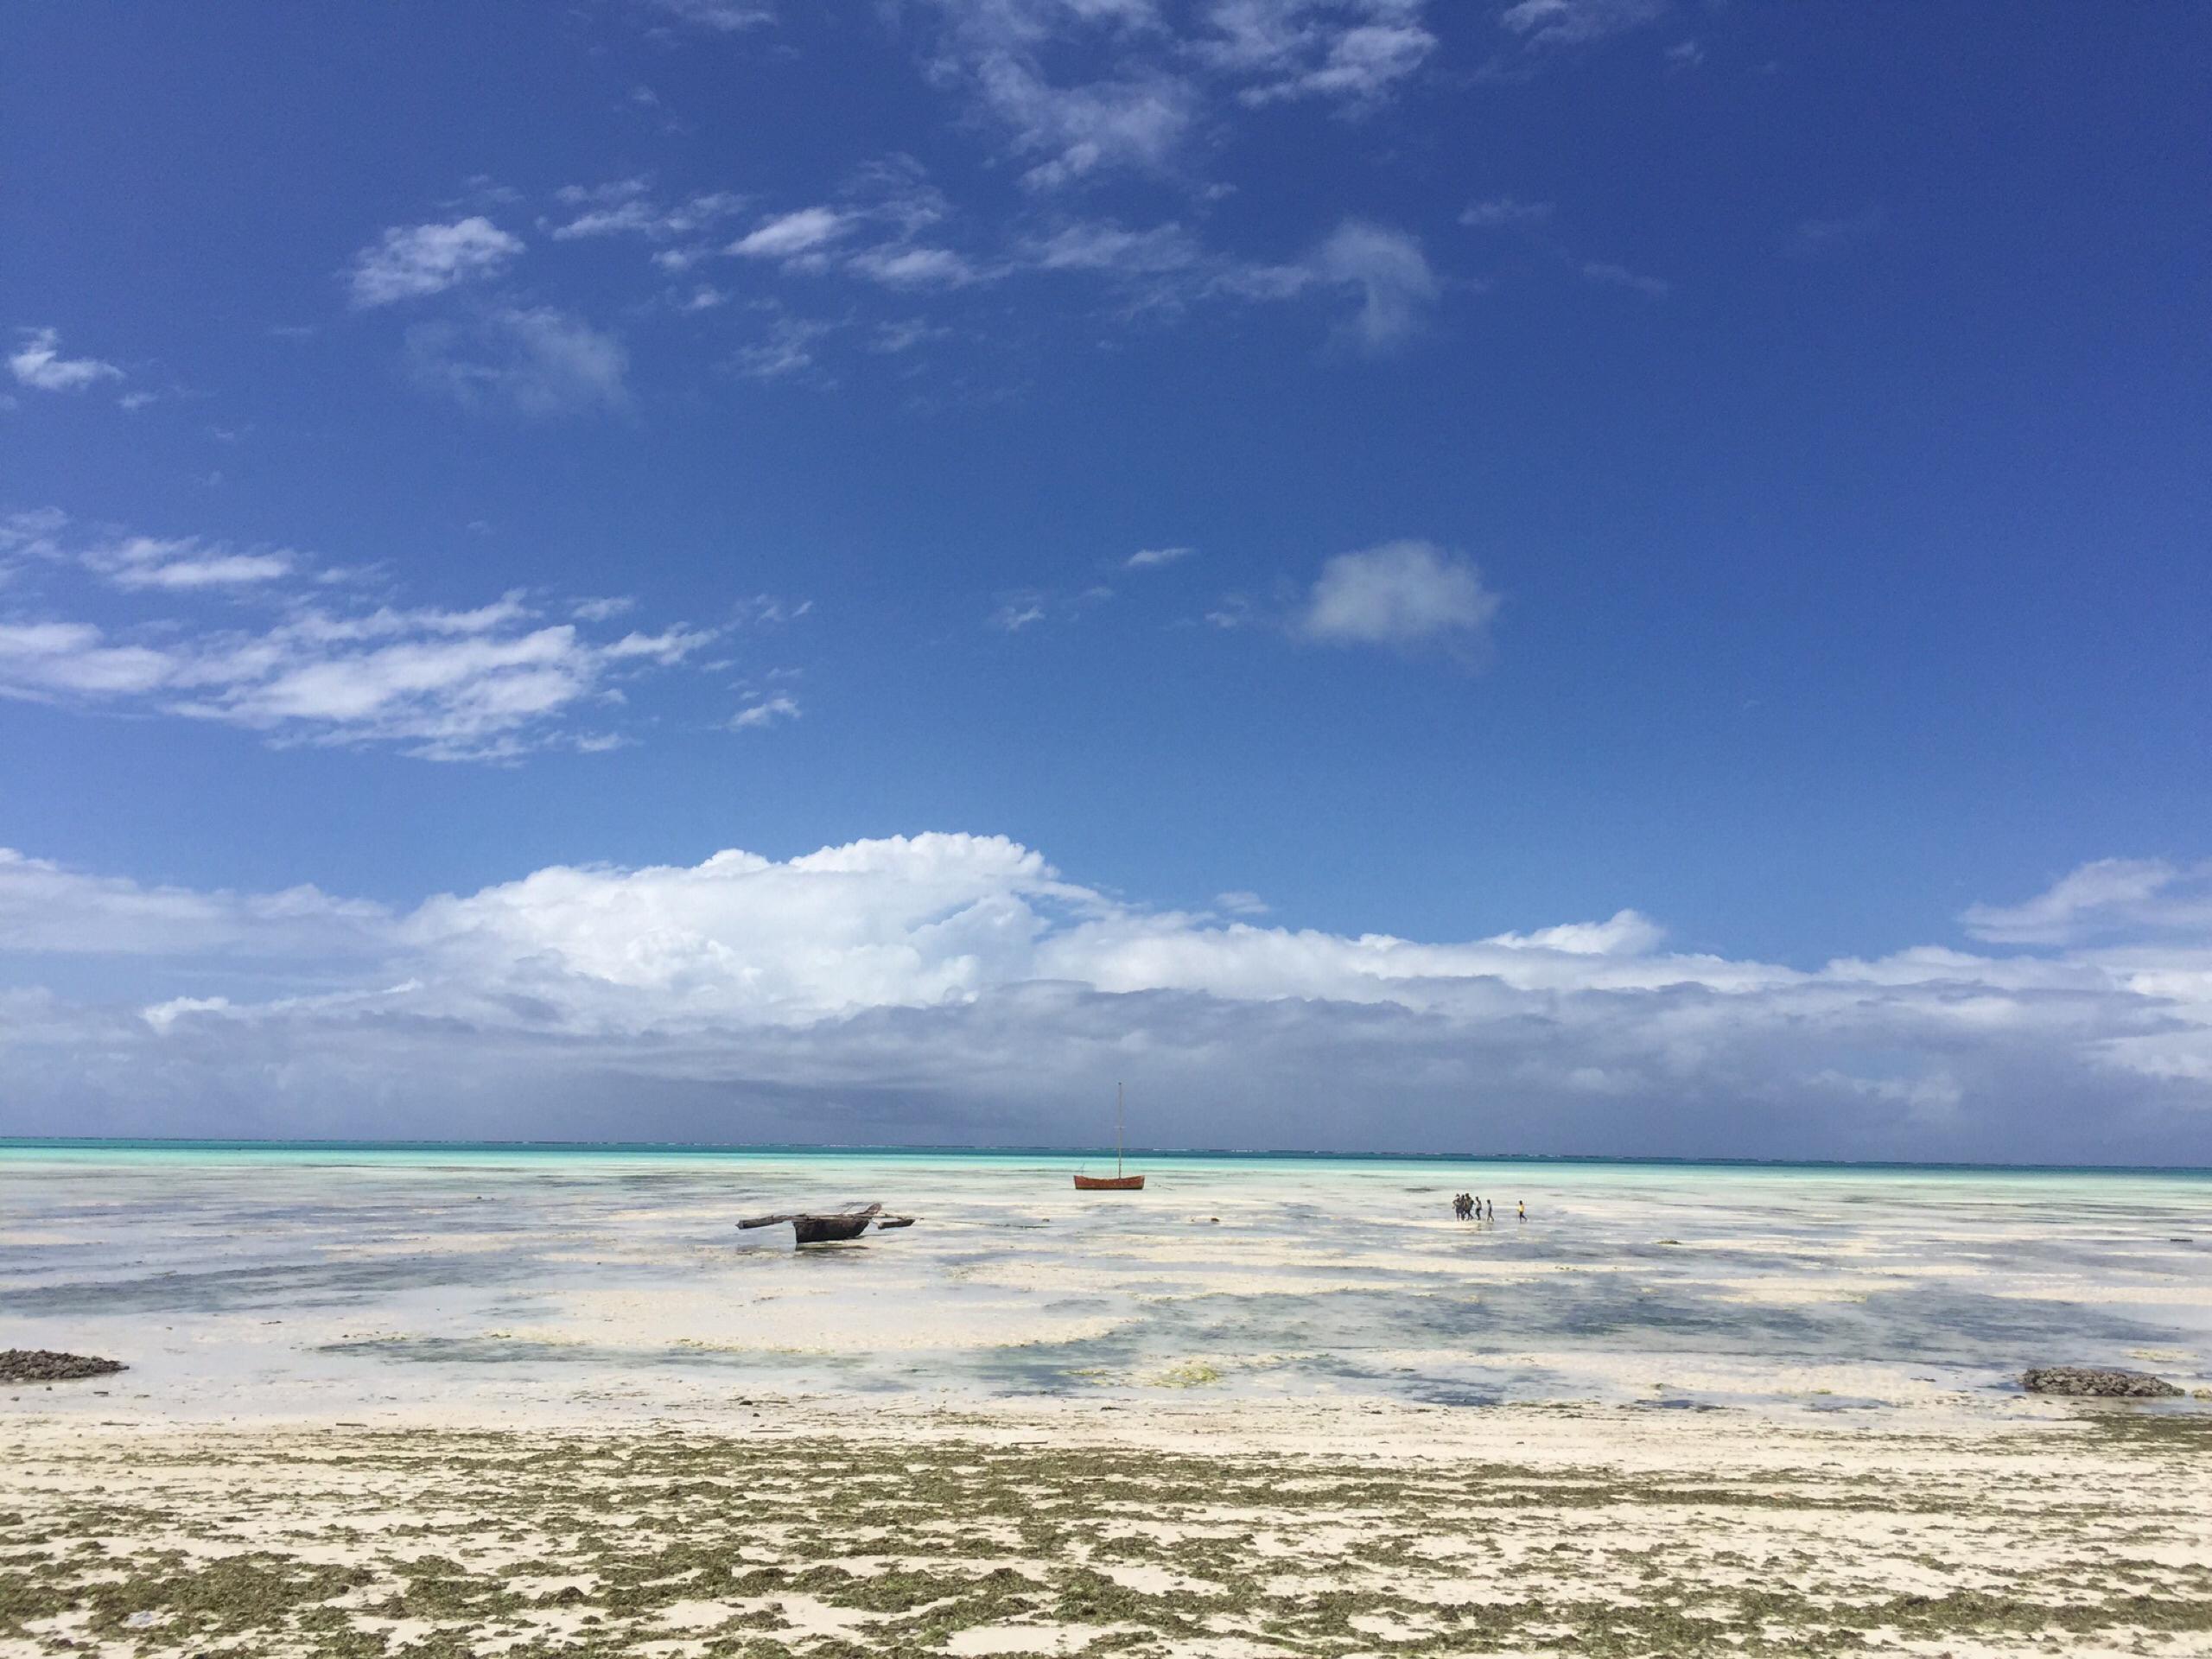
<box><xmin>404</xmin><ymin>307</ymin><xmax>628</xmax><ymax>416</ymax></box>
<box><xmin>1307</xmin><ymin>219</ymin><xmax>1439</xmax><ymax>351</ymax></box>
<box><xmin>347</xmin><ymin>218</ymin><xmax>524</xmax><ymax>307</ymax></box>
<box><xmin>1301</xmin><ymin>540</ymin><xmax>1499</xmax><ymax>650</ymax></box>
<box><xmin>9</xmin><ymin>327</ymin><xmax>124</xmax><ymax>392</ymax></box>
<box><xmin>0</xmin><ymin>840</ymin><xmax>2207</xmax><ymax>1161</ymax></box>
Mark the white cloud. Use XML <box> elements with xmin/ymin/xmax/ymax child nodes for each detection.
<box><xmin>88</xmin><ymin>535</ymin><xmax>295</xmax><ymax>591</ymax></box>
<box><xmin>1497</xmin><ymin>0</ymin><xmax>1667</xmax><ymax>49</ymax></box>
<box><xmin>9</xmin><ymin>327</ymin><xmax>124</xmax><ymax>392</ymax></box>
<box><xmin>1792</xmin><ymin>207</ymin><xmax>1884</xmax><ymax>256</ymax></box>
<box><xmin>1963</xmin><ymin>859</ymin><xmax>2212</xmax><ymax>947</ymax></box>
<box><xmin>1201</xmin><ymin>0</ymin><xmax>1437</xmax><ymax>107</ymax></box>
<box><xmin>734</xmin><ymin>316</ymin><xmax>831</xmax><ymax>379</ymax></box>
<box><xmin>0</xmin><ymin>849</ymin><xmax>387</xmax><ymax>957</ymax></box>
<box><xmin>730</xmin><ymin>207</ymin><xmax>852</xmax><ymax>260</ymax></box>
<box><xmin>550</xmin><ymin>181</ymin><xmax>745</xmax><ymax>241</ymax></box>
<box><xmin>1581</xmin><ymin>258</ymin><xmax>1669</xmax><ymax>298</ymax></box>
<box><xmin>0</xmin><ymin>515</ymin><xmax>709</xmax><ymax>760</ymax></box>
<box><xmin>1033</xmin><ymin>220</ymin><xmax>1199</xmax><ymax>274</ymax></box>
<box><xmin>2</xmin><ymin>841</ymin><xmax>2209</xmax><ymax>1161</ymax></box>
<box><xmin>989</xmin><ymin>594</ymin><xmax>1048</xmax><ymax>632</ymax></box>
<box><xmin>911</xmin><ymin>1</ymin><xmax>1437</xmax><ymax>191</ymax></box>
<box><xmin>1127</xmin><ymin>545</ymin><xmax>1195</xmax><ymax>569</ymax></box>
<box><xmin>846</xmin><ymin>245</ymin><xmax>983</xmax><ymax>288</ymax></box>
<box><xmin>918</xmin><ymin>1</ymin><xmax>1198</xmax><ymax>190</ymax></box>
<box><xmin>1459</xmin><ymin>195</ymin><xmax>1553</xmax><ymax>229</ymax></box>
<box><xmin>729</xmin><ymin>694</ymin><xmax>801</xmax><ymax>729</ymax></box>
<box><xmin>0</xmin><ymin>599</ymin><xmax>708</xmax><ymax>760</ymax></box>
<box><xmin>347</xmin><ymin>218</ymin><xmax>524</xmax><ymax>307</ymax></box>
<box><xmin>1301</xmin><ymin>539</ymin><xmax>1500</xmax><ymax>650</ymax></box>
<box><xmin>404</xmin><ymin>307</ymin><xmax>628</xmax><ymax>416</ymax></box>
<box><xmin>1307</xmin><ymin>219</ymin><xmax>1438</xmax><ymax>352</ymax></box>
<box><xmin>639</xmin><ymin>0</ymin><xmax>774</xmax><ymax>29</ymax></box>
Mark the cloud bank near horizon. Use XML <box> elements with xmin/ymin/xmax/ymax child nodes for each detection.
<box><xmin>3</xmin><ymin>838</ymin><xmax>2209</xmax><ymax>1163</ymax></box>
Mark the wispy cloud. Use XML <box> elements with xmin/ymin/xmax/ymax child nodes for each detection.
<box><xmin>1127</xmin><ymin>545</ymin><xmax>1196</xmax><ymax>569</ymax></box>
<box><xmin>1792</xmin><ymin>207</ymin><xmax>1884</xmax><ymax>256</ymax></box>
<box><xmin>0</xmin><ymin>513</ymin><xmax>709</xmax><ymax>760</ymax></box>
<box><xmin>729</xmin><ymin>206</ymin><xmax>853</xmax><ymax>261</ymax></box>
<box><xmin>729</xmin><ymin>693</ymin><xmax>801</xmax><ymax>729</ymax></box>
<box><xmin>1962</xmin><ymin>858</ymin><xmax>2212</xmax><ymax>947</ymax></box>
<box><xmin>1459</xmin><ymin>195</ymin><xmax>1553</xmax><ymax>229</ymax></box>
<box><xmin>636</xmin><ymin>0</ymin><xmax>774</xmax><ymax>31</ymax></box>
<box><xmin>910</xmin><ymin>0</ymin><xmax>1438</xmax><ymax>190</ymax></box>
<box><xmin>347</xmin><ymin>218</ymin><xmax>524</xmax><ymax>308</ymax></box>
<box><xmin>734</xmin><ymin>315</ymin><xmax>833</xmax><ymax>380</ymax></box>
<box><xmin>1301</xmin><ymin>539</ymin><xmax>1499</xmax><ymax>651</ymax></box>
<box><xmin>404</xmin><ymin>307</ymin><xmax>628</xmax><ymax>416</ymax></box>
<box><xmin>1497</xmin><ymin>0</ymin><xmax>1667</xmax><ymax>50</ymax></box>
<box><xmin>87</xmin><ymin>536</ymin><xmax>296</xmax><ymax>592</ymax></box>
<box><xmin>9</xmin><ymin>327</ymin><xmax>124</xmax><ymax>392</ymax></box>
<box><xmin>550</xmin><ymin>181</ymin><xmax>746</xmax><ymax>241</ymax></box>
<box><xmin>1307</xmin><ymin>219</ymin><xmax>1439</xmax><ymax>352</ymax></box>
<box><xmin>1580</xmin><ymin>258</ymin><xmax>1669</xmax><ymax>298</ymax></box>
<box><xmin>1199</xmin><ymin>0</ymin><xmax>1438</xmax><ymax>109</ymax></box>
<box><xmin>989</xmin><ymin>592</ymin><xmax>1049</xmax><ymax>632</ymax></box>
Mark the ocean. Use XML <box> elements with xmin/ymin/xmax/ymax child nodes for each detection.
<box><xmin>3</xmin><ymin>1141</ymin><xmax>2208</xmax><ymax>1423</ymax></box>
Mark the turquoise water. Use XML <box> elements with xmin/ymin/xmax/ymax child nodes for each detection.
<box><xmin>3</xmin><ymin>1143</ymin><xmax>2209</xmax><ymax>1422</ymax></box>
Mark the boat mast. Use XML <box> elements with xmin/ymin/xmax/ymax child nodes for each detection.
<box><xmin>1116</xmin><ymin>1082</ymin><xmax>1124</xmax><ymax>1179</ymax></box>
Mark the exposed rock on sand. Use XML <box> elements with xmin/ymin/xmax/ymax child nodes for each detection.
<box><xmin>0</xmin><ymin>1350</ymin><xmax>125</xmax><ymax>1384</ymax></box>
<box><xmin>2022</xmin><ymin>1364</ymin><xmax>2183</xmax><ymax>1397</ymax></box>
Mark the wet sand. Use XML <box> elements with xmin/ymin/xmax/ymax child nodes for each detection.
<box><xmin>3</xmin><ymin>1146</ymin><xmax>2210</xmax><ymax>1654</ymax></box>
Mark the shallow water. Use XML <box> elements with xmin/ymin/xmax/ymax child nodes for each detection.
<box><xmin>3</xmin><ymin>1143</ymin><xmax>2209</xmax><ymax>1421</ymax></box>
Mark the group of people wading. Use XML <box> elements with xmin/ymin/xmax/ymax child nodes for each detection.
<box><xmin>1452</xmin><ymin>1192</ymin><xmax>1525</xmax><ymax>1222</ymax></box>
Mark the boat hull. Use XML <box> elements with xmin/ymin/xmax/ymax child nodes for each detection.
<box><xmin>1073</xmin><ymin>1175</ymin><xmax>1146</xmax><ymax>1191</ymax></box>
<box><xmin>791</xmin><ymin>1213</ymin><xmax>877</xmax><ymax>1243</ymax></box>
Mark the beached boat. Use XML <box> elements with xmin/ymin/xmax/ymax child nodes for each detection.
<box><xmin>1074</xmin><ymin>1084</ymin><xmax>1146</xmax><ymax>1191</ymax></box>
<box><xmin>737</xmin><ymin>1202</ymin><xmax>914</xmax><ymax>1243</ymax></box>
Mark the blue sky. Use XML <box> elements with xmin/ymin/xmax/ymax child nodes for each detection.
<box><xmin>4</xmin><ymin>3</ymin><xmax>2210</xmax><ymax>1158</ymax></box>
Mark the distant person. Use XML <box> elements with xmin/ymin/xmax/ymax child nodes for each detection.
<box><xmin>1517</xmin><ymin>1201</ymin><xmax>1526</xmax><ymax>1221</ymax></box>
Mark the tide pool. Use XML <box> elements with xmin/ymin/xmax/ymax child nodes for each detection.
<box><xmin>3</xmin><ymin>1142</ymin><xmax>2208</xmax><ymax>1425</ymax></box>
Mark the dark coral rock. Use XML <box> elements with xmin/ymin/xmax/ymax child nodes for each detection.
<box><xmin>2021</xmin><ymin>1366</ymin><xmax>2182</xmax><ymax>1398</ymax></box>
<box><xmin>0</xmin><ymin>1350</ymin><xmax>128</xmax><ymax>1384</ymax></box>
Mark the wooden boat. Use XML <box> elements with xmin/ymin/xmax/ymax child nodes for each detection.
<box><xmin>1074</xmin><ymin>1084</ymin><xmax>1146</xmax><ymax>1191</ymax></box>
<box><xmin>738</xmin><ymin>1202</ymin><xmax>915</xmax><ymax>1243</ymax></box>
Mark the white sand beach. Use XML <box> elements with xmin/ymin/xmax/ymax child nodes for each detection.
<box><xmin>3</xmin><ymin>1147</ymin><xmax>2209</xmax><ymax>1655</ymax></box>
